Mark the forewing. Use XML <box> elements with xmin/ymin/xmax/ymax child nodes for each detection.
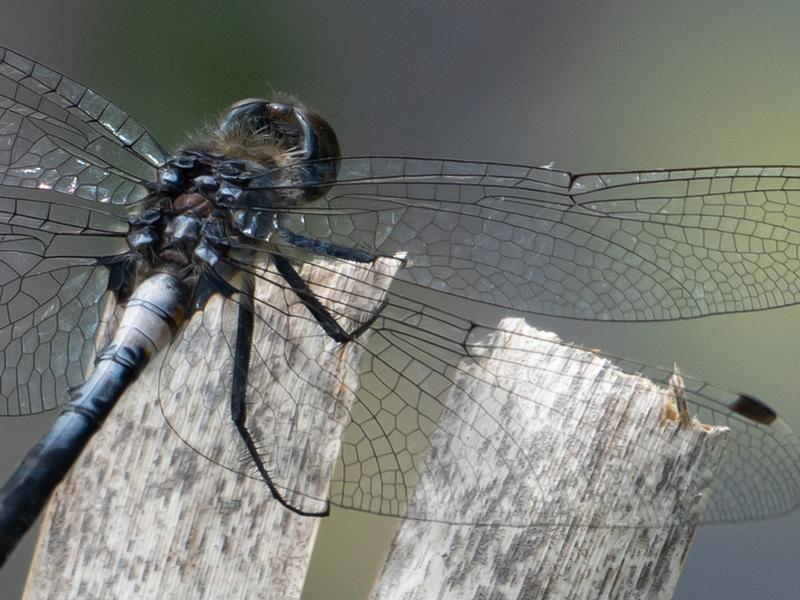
<box><xmin>0</xmin><ymin>46</ymin><xmax>167</xmax><ymax>203</ymax></box>
<box><xmin>270</xmin><ymin>158</ymin><xmax>800</xmax><ymax>320</ymax></box>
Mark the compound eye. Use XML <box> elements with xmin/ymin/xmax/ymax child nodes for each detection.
<box><xmin>219</xmin><ymin>100</ymin><xmax>340</xmax><ymax>164</ymax></box>
<box><xmin>218</xmin><ymin>98</ymin><xmax>272</xmax><ymax>136</ymax></box>
<box><xmin>219</xmin><ymin>99</ymin><xmax>341</xmax><ymax>201</ymax></box>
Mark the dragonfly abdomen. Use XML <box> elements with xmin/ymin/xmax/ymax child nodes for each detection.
<box><xmin>0</xmin><ymin>272</ymin><xmax>189</xmax><ymax>566</ymax></box>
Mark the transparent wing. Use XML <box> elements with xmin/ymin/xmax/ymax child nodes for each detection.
<box><xmin>0</xmin><ymin>46</ymin><xmax>160</xmax><ymax>414</ymax></box>
<box><xmin>158</xmin><ymin>248</ymin><xmax>800</xmax><ymax>525</ymax></box>
<box><xmin>0</xmin><ymin>260</ymin><xmax>113</xmax><ymax>416</ymax></box>
<box><xmin>0</xmin><ymin>46</ymin><xmax>167</xmax><ymax>203</ymax></box>
<box><xmin>0</xmin><ymin>193</ymin><xmax>129</xmax><ymax>416</ymax></box>
<box><xmin>266</xmin><ymin>157</ymin><xmax>800</xmax><ymax>320</ymax></box>
<box><xmin>157</xmin><ymin>252</ymin><xmax>398</xmax><ymax>516</ymax></box>
<box><xmin>346</xmin><ymin>305</ymin><xmax>800</xmax><ymax>525</ymax></box>
<box><xmin>609</xmin><ymin>353</ymin><xmax>800</xmax><ymax>523</ymax></box>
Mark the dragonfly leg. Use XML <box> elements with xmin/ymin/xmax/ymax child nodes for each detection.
<box><xmin>229</xmin><ymin>275</ymin><xmax>329</xmax><ymax>517</ymax></box>
<box><xmin>270</xmin><ymin>253</ymin><xmax>386</xmax><ymax>342</ymax></box>
<box><xmin>278</xmin><ymin>226</ymin><xmax>379</xmax><ymax>262</ymax></box>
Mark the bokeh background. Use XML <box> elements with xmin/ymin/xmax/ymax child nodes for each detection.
<box><xmin>2</xmin><ymin>1</ymin><xmax>800</xmax><ymax>598</ymax></box>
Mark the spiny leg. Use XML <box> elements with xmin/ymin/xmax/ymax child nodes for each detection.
<box><xmin>229</xmin><ymin>272</ymin><xmax>329</xmax><ymax>517</ymax></box>
<box><xmin>270</xmin><ymin>252</ymin><xmax>387</xmax><ymax>343</ymax></box>
<box><xmin>278</xmin><ymin>227</ymin><xmax>379</xmax><ymax>263</ymax></box>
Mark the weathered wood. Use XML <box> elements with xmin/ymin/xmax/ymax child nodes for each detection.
<box><xmin>371</xmin><ymin>321</ymin><xmax>728</xmax><ymax>600</ymax></box>
<box><xmin>22</xmin><ymin>255</ymin><xmax>402</xmax><ymax>600</ymax></box>
<box><xmin>23</xmin><ymin>256</ymin><xmax>727</xmax><ymax>599</ymax></box>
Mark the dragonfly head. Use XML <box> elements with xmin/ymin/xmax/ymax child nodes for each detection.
<box><xmin>215</xmin><ymin>99</ymin><xmax>341</xmax><ymax>202</ymax></box>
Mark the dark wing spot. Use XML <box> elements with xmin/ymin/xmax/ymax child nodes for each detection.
<box><xmin>731</xmin><ymin>393</ymin><xmax>778</xmax><ymax>425</ymax></box>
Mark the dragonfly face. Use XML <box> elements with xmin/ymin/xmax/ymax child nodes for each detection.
<box><xmin>0</xmin><ymin>43</ymin><xmax>798</xmax><ymax>539</ymax></box>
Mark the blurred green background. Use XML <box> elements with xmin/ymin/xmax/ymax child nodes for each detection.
<box><xmin>2</xmin><ymin>1</ymin><xmax>800</xmax><ymax>598</ymax></box>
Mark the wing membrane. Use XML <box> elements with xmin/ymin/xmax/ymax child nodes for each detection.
<box><xmin>0</xmin><ymin>262</ymin><xmax>113</xmax><ymax>415</ymax></box>
<box><xmin>158</xmin><ymin>247</ymin><xmax>800</xmax><ymax>525</ymax></box>
<box><xmin>0</xmin><ymin>46</ymin><xmax>153</xmax><ymax>414</ymax></box>
<box><xmin>265</xmin><ymin>157</ymin><xmax>800</xmax><ymax>320</ymax></box>
<box><xmin>0</xmin><ymin>46</ymin><xmax>167</xmax><ymax>203</ymax></box>
<box><xmin>0</xmin><ymin>192</ymin><xmax>129</xmax><ymax>416</ymax></box>
<box><xmin>158</xmin><ymin>254</ymin><xmax>400</xmax><ymax>516</ymax></box>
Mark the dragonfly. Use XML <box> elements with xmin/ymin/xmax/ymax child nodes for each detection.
<box><xmin>0</xmin><ymin>44</ymin><xmax>799</xmax><ymax>568</ymax></box>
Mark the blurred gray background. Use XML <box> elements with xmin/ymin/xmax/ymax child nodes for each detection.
<box><xmin>1</xmin><ymin>1</ymin><xmax>800</xmax><ymax>598</ymax></box>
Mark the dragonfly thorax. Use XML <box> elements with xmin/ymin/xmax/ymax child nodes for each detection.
<box><xmin>122</xmin><ymin>100</ymin><xmax>342</xmax><ymax>291</ymax></box>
